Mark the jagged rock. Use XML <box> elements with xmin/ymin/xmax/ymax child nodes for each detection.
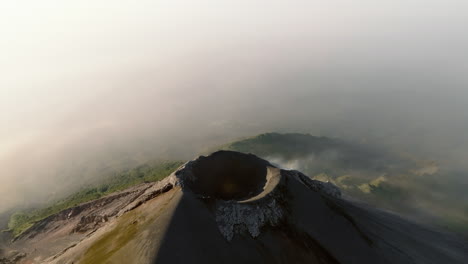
<box><xmin>0</xmin><ymin>251</ymin><xmax>26</xmax><ymax>264</ymax></box>
<box><xmin>6</xmin><ymin>151</ymin><xmax>468</xmax><ymax>264</ymax></box>
<box><xmin>72</xmin><ymin>214</ymin><xmax>109</xmax><ymax>233</ymax></box>
<box><xmin>290</xmin><ymin>170</ymin><xmax>342</xmax><ymax>198</ymax></box>
<box><xmin>171</xmin><ymin>151</ymin><xmax>344</xmax><ymax>241</ymax></box>
<box><xmin>215</xmin><ymin>199</ymin><xmax>284</xmax><ymax>241</ymax></box>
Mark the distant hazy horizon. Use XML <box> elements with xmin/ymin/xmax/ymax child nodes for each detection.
<box><xmin>1</xmin><ymin>0</ymin><xmax>468</xmax><ymax>212</ymax></box>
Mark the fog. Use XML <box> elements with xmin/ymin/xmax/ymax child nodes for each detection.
<box><xmin>1</xmin><ymin>0</ymin><xmax>468</xmax><ymax>213</ymax></box>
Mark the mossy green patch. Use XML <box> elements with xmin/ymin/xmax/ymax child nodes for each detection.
<box><xmin>78</xmin><ymin>189</ymin><xmax>178</xmax><ymax>264</ymax></box>
<box><xmin>78</xmin><ymin>210</ymin><xmax>141</xmax><ymax>264</ymax></box>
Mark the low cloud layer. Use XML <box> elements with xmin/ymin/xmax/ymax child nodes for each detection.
<box><xmin>1</xmin><ymin>0</ymin><xmax>468</xmax><ymax>212</ymax></box>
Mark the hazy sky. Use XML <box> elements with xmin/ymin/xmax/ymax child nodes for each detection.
<box><xmin>1</xmin><ymin>0</ymin><xmax>468</xmax><ymax>211</ymax></box>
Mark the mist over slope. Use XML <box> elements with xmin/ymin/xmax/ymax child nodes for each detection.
<box><xmin>1</xmin><ymin>1</ymin><xmax>468</xmax><ymax>230</ymax></box>
<box><xmin>2</xmin><ymin>151</ymin><xmax>467</xmax><ymax>264</ymax></box>
<box><xmin>2</xmin><ymin>132</ymin><xmax>468</xmax><ymax>240</ymax></box>
<box><xmin>222</xmin><ymin>133</ymin><xmax>468</xmax><ymax>236</ymax></box>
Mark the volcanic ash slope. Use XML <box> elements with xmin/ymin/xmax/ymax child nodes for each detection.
<box><xmin>10</xmin><ymin>151</ymin><xmax>468</xmax><ymax>264</ymax></box>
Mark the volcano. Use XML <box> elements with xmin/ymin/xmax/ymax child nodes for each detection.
<box><xmin>3</xmin><ymin>151</ymin><xmax>468</xmax><ymax>264</ymax></box>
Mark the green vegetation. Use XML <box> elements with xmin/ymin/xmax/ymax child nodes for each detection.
<box><xmin>219</xmin><ymin>133</ymin><xmax>468</xmax><ymax>237</ymax></box>
<box><xmin>6</xmin><ymin>132</ymin><xmax>468</xmax><ymax>238</ymax></box>
<box><xmin>79</xmin><ymin>210</ymin><xmax>140</xmax><ymax>264</ymax></box>
<box><xmin>220</xmin><ymin>133</ymin><xmax>338</xmax><ymax>158</ymax></box>
<box><xmin>7</xmin><ymin>160</ymin><xmax>184</xmax><ymax>238</ymax></box>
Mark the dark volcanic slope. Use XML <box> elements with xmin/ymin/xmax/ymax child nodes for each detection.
<box><xmin>4</xmin><ymin>151</ymin><xmax>468</xmax><ymax>264</ymax></box>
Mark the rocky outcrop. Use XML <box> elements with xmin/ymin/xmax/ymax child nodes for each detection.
<box><xmin>291</xmin><ymin>170</ymin><xmax>342</xmax><ymax>198</ymax></box>
<box><xmin>6</xmin><ymin>151</ymin><xmax>468</xmax><ymax>264</ymax></box>
<box><xmin>7</xmin><ymin>174</ymin><xmax>180</xmax><ymax>263</ymax></box>
<box><xmin>0</xmin><ymin>251</ymin><xmax>26</xmax><ymax>264</ymax></box>
<box><xmin>172</xmin><ymin>151</ymin><xmax>342</xmax><ymax>241</ymax></box>
<box><xmin>215</xmin><ymin>199</ymin><xmax>284</xmax><ymax>241</ymax></box>
<box><xmin>72</xmin><ymin>214</ymin><xmax>109</xmax><ymax>233</ymax></box>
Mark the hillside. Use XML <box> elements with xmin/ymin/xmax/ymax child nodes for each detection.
<box><xmin>1</xmin><ymin>151</ymin><xmax>467</xmax><ymax>264</ymax></box>
<box><xmin>221</xmin><ymin>133</ymin><xmax>468</xmax><ymax>236</ymax></box>
<box><xmin>5</xmin><ymin>160</ymin><xmax>184</xmax><ymax>238</ymax></box>
<box><xmin>5</xmin><ymin>132</ymin><xmax>468</xmax><ymax>242</ymax></box>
